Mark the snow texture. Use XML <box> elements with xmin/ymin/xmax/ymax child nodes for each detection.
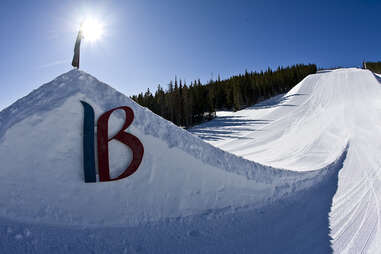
<box><xmin>191</xmin><ymin>68</ymin><xmax>381</xmax><ymax>253</ymax></box>
<box><xmin>0</xmin><ymin>68</ymin><xmax>374</xmax><ymax>253</ymax></box>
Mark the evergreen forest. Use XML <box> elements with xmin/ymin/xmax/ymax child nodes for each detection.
<box><xmin>131</xmin><ymin>64</ymin><xmax>317</xmax><ymax>128</ymax></box>
<box><xmin>364</xmin><ymin>61</ymin><xmax>381</xmax><ymax>74</ymax></box>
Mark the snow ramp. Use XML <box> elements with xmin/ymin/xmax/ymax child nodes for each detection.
<box><xmin>0</xmin><ymin>69</ymin><xmax>347</xmax><ymax>253</ymax></box>
<box><xmin>192</xmin><ymin>68</ymin><xmax>381</xmax><ymax>253</ymax></box>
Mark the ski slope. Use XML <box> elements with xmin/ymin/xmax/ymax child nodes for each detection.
<box><xmin>0</xmin><ymin>68</ymin><xmax>378</xmax><ymax>253</ymax></box>
<box><xmin>191</xmin><ymin>68</ymin><xmax>381</xmax><ymax>253</ymax></box>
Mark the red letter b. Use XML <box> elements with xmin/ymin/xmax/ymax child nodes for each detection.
<box><xmin>97</xmin><ymin>106</ymin><xmax>144</xmax><ymax>182</ymax></box>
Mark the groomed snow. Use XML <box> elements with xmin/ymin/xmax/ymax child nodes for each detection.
<box><xmin>191</xmin><ymin>68</ymin><xmax>381</xmax><ymax>253</ymax></box>
<box><xmin>0</xmin><ymin>68</ymin><xmax>376</xmax><ymax>253</ymax></box>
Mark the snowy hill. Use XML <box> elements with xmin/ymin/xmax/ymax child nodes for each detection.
<box><xmin>0</xmin><ymin>68</ymin><xmax>369</xmax><ymax>253</ymax></box>
<box><xmin>191</xmin><ymin>68</ymin><xmax>381</xmax><ymax>253</ymax></box>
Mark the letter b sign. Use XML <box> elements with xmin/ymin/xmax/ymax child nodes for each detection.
<box><xmin>81</xmin><ymin>101</ymin><xmax>144</xmax><ymax>183</ymax></box>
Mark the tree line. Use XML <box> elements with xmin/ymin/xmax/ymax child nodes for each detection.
<box><xmin>364</xmin><ymin>61</ymin><xmax>381</xmax><ymax>74</ymax></box>
<box><xmin>131</xmin><ymin>64</ymin><xmax>317</xmax><ymax>128</ymax></box>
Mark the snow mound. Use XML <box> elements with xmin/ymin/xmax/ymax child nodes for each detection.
<box><xmin>0</xmin><ymin>69</ymin><xmax>340</xmax><ymax>231</ymax></box>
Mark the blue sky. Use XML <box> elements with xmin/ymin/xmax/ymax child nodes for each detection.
<box><xmin>0</xmin><ymin>0</ymin><xmax>380</xmax><ymax>110</ymax></box>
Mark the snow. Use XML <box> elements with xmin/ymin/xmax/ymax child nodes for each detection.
<box><xmin>191</xmin><ymin>68</ymin><xmax>381</xmax><ymax>253</ymax></box>
<box><xmin>0</xmin><ymin>68</ymin><xmax>378</xmax><ymax>253</ymax></box>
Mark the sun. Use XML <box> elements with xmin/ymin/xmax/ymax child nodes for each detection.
<box><xmin>80</xmin><ymin>18</ymin><xmax>104</xmax><ymax>42</ymax></box>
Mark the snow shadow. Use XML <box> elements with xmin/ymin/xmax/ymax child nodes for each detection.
<box><xmin>189</xmin><ymin>93</ymin><xmax>307</xmax><ymax>142</ymax></box>
<box><xmin>189</xmin><ymin>116</ymin><xmax>271</xmax><ymax>141</ymax></box>
<box><xmin>250</xmin><ymin>93</ymin><xmax>307</xmax><ymax>109</ymax></box>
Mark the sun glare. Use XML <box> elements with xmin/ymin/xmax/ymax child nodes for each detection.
<box><xmin>80</xmin><ymin>18</ymin><xmax>104</xmax><ymax>42</ymax></box>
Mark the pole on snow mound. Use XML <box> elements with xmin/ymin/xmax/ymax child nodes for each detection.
<box><xmin>72</xmin><ymin>23</ymin><xmax>84</xmax><ymax>69</ymax></box>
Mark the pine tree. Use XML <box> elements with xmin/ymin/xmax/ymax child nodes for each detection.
<box><xmin>131</xmin><ymin>64</ymin><xmax>317</xmax><ymax>128</ymax></box>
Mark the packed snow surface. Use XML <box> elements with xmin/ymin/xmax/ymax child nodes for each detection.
<box><xmin>191</xmin><ymin>68</ymin><xmax>381</xmax><ymax>253</ymax></box>
<box><xmin>0</xmin><ymin>68</ymin><xmax>378</xmax><ymax>253</ymax></box>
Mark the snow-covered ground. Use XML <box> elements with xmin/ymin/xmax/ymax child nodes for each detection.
<box><xmin>0</xmin><ymin>68</ymin><xmax>379</xmax><ymax>253</ymax></box>
<box><xmin>191</xmin><ymin>68</ymin><xmax>381</xmax><ymax>253</ymax></box>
